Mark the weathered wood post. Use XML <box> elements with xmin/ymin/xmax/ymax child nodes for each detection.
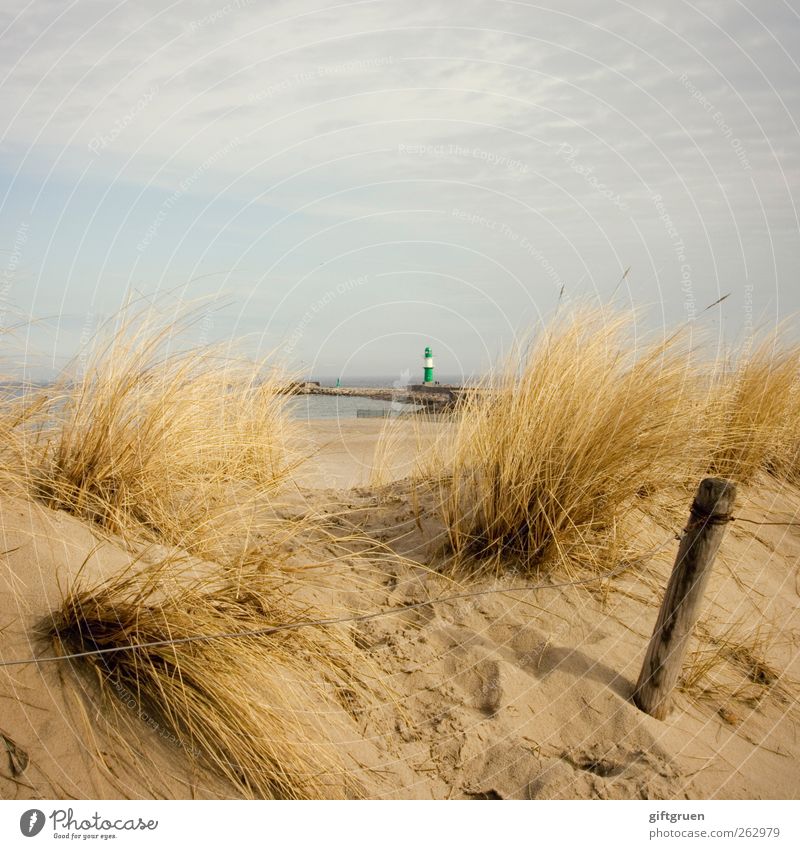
<box><xmin>633</xmin><ymin>477</ymin><xmax>736</xmax><ymax>719</ymax></box>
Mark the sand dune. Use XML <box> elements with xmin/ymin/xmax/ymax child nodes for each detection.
<box><xmin>2</xmin><ymin>419</ymin><xmax>798</xmax><ymax>799</ymax></box>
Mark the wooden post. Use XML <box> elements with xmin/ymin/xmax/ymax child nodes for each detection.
<box><xmin>633</xmin><ymin>477</ymin><xmax>736</xmax><ymax>719</ymax></box>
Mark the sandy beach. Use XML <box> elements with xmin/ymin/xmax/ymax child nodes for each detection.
<box><xmin>2</xmin><ymin>413</ymin><xmax>799</xmax><ymax>800</ymax></box>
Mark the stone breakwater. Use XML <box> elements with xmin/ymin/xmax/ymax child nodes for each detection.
<box><xmin>288</xmin><ymin>382</ymin><xmax>460</xmax><ymax>408</ymax></box>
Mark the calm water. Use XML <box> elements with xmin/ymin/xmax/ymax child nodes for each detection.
<box><xmin>286</xmin><ymin>394</ymin><xmax>420</xmax><ymax>421</ymax></box>
<box><xmin>0</xmin><ymin>381</ymin><xmax>425</xmax><ymax>421</ymax></box>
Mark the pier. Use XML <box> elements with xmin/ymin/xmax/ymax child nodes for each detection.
<box><xmin>290</xmin><ymin>382</ymin><xmax>463</xmax><ymax>408</ymax></box>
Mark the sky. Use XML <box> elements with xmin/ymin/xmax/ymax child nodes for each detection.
<box><xmin>0</xmin><ymin>0</ymin><xmax>798</xmax><ymax>381</ymax></box>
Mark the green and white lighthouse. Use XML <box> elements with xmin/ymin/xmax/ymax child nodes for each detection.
<box><xmin>423</xmin><ymin>346</ymin><xmax>434</xmax><ymax>384</ymax></box>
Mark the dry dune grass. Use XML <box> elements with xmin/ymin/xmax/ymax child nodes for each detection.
<box><xmin>1</xmin><ymin>309</ymin><xmax>303</xmax><ymax>561</ymax></box>
<box><xmin>410</xmin><ymin>307</ymin><xmax>800</xmax><ymax>575</ymax></box>
<box><xmin>679</xmin><ymin>622</ymin><xmax>797</xmax><ymax>722</ymax></box>
<box><xmin>710</xmin><ymin>334</ymin><xmax>800</xmax><ymax>484</ymax></box>
<box><xmin>429</xmin><ymin>308</ymin><xmax>711</xmax><ymax>571</ymax></box>
<box><xmin>45</xmin><ymin>558</ymin><xmax>372</xmax><ymax>799</ymax></box>
<box><xmin>1</xmin><ymin>306</ymin><xmax>381</xmax><ymax>799</ymax></box>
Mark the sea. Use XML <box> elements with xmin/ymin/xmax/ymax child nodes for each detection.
<box><xmin>0</xmin><ymin>377</ymin><xmax>464</xmax><ymax>422</ymax></box>
<box><xmin>286</xmin><ymin>394</ymin><xmax>419</xmax><ymax>421</ymax></box>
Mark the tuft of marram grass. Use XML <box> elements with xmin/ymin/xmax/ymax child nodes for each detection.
<box><xmin>46</xmin><ymin>559</ymin><xmax>372</xmax><ymax>799</ymax></box>
<box><xmin>710</xmin><ymin>333</ymin><xmax>800</xmax><ymax>484</ymax></box>
<box><xmin>2</xmin><ymin>307</ymin><xmax>389</xmax><ymax>799</ymax></box>
<box><xmin>8</xmin><ymin>310</ymin><xmax>302</xmax><ymax>560</ymax></box>
<box><xmin>430</xmin><ymin>308</ymin><xmax>713</xmax><ymax>572</ymax></box>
